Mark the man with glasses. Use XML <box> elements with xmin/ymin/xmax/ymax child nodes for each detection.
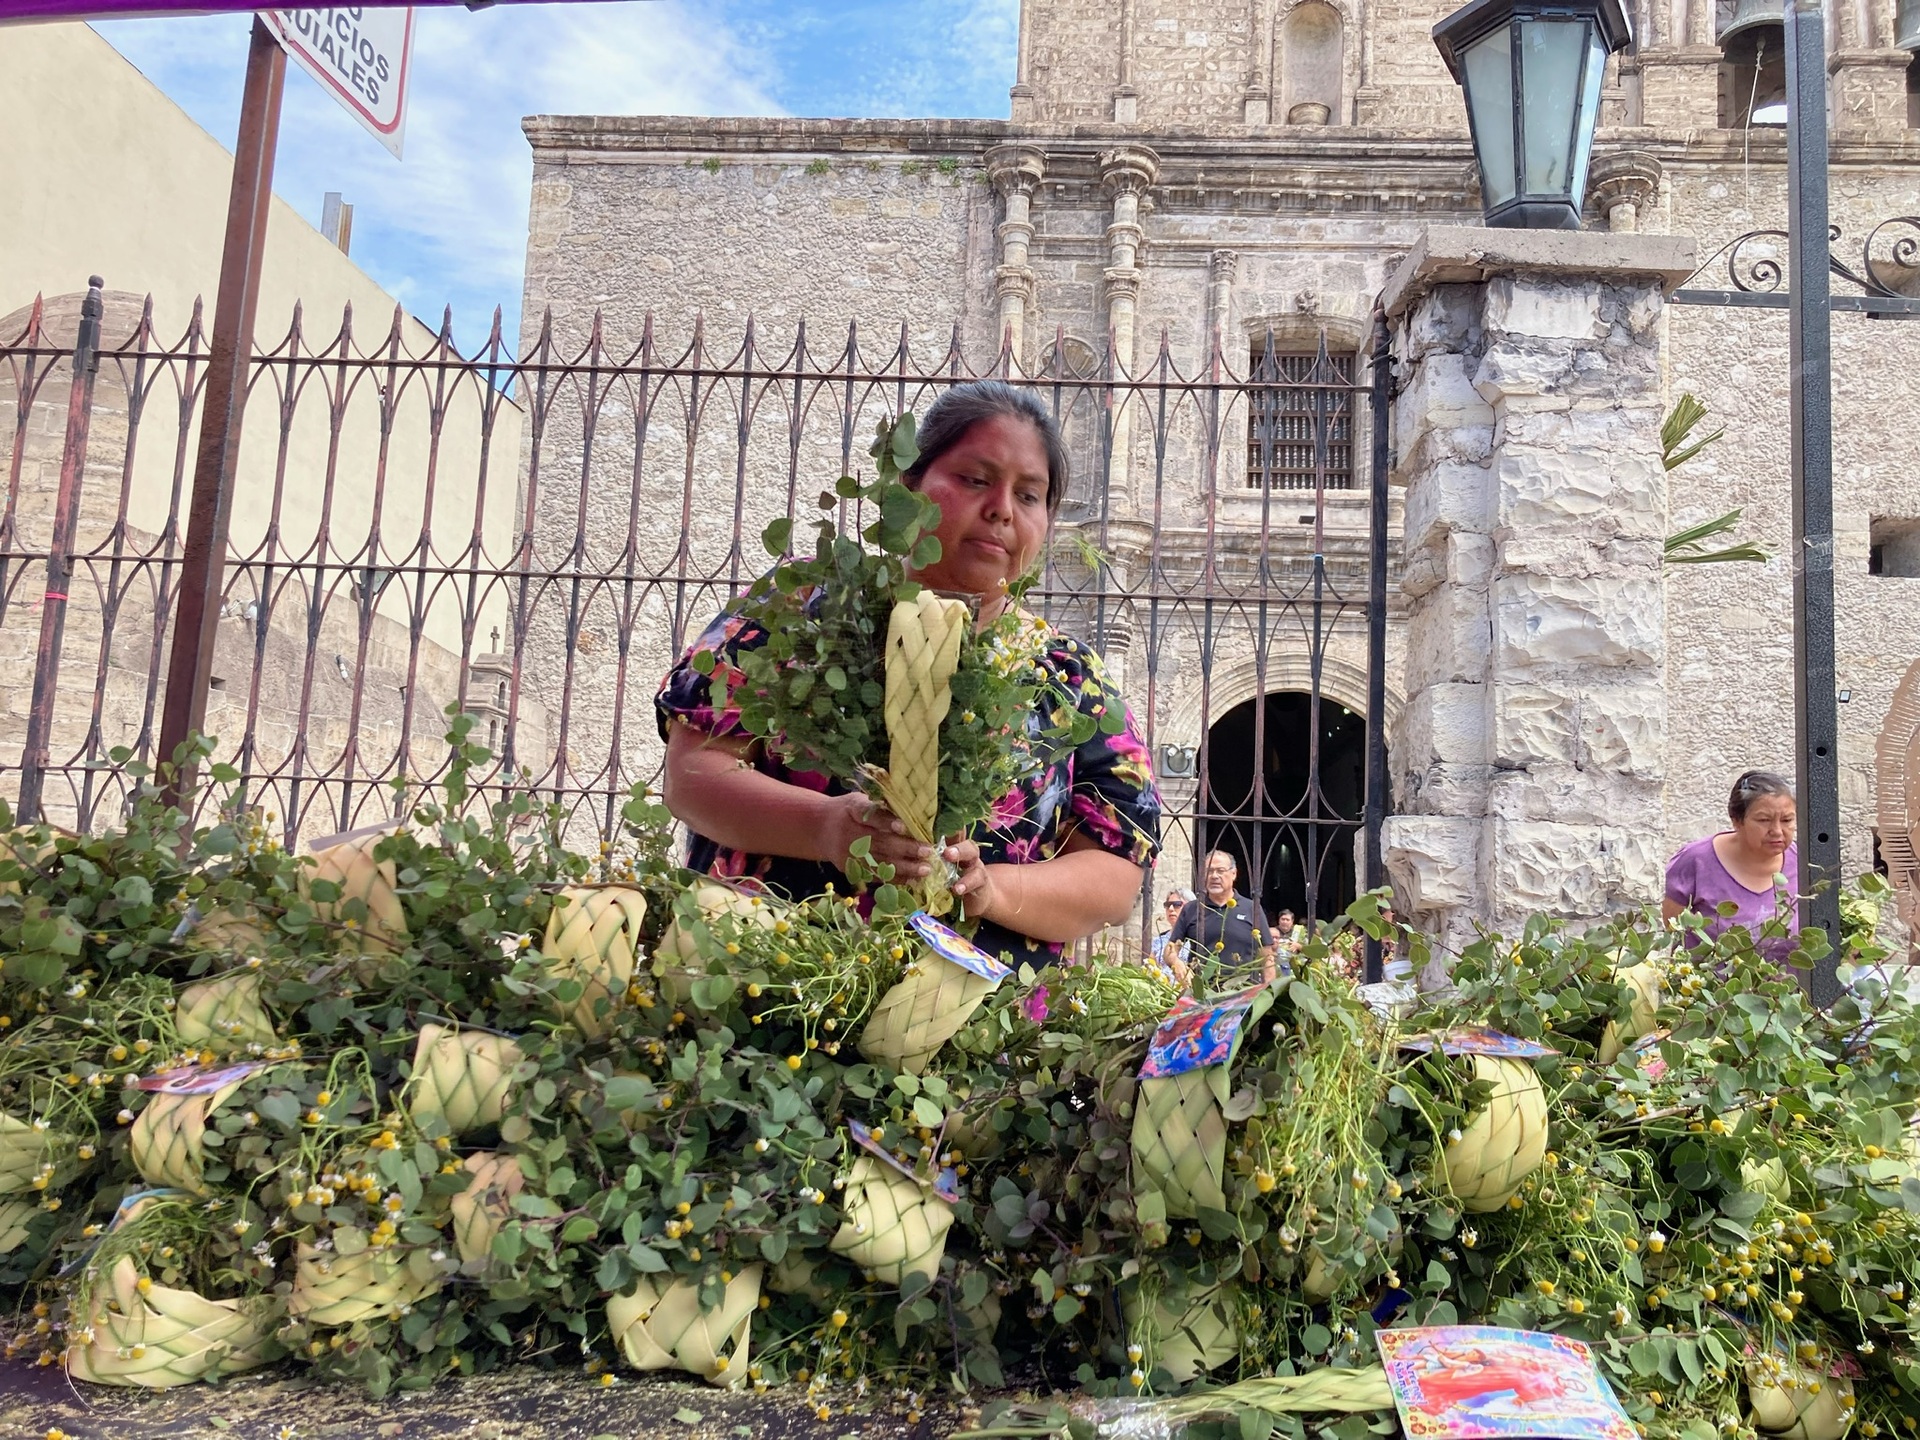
<box><xmin>1168</xmin><ymin>850</ymin><xmax>1278</xmax><ymax>993</ymax></box>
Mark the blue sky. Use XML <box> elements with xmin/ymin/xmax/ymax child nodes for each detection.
<box><xmin>93</xmin><ymin>1</ymin><xmax>1018</xmax><ymax>350</ymax></box>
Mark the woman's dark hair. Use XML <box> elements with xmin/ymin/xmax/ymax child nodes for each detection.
<box><xmin>902</xmin><ymin>380</ymin><xmax>1070</xmax><ymax>515</ymax></box>
<box><xmin>1728</xmin><ymin>769</ymin><xmax>1794</xmax><ymax>821</ymax></box>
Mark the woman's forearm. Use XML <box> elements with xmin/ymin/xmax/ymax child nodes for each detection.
<box><xmin>967</xmin><ymin>838</ymin><xmax>1145</xmax><ymax>945</ymax></box>
<box><xmin>662</xmin><ymin>725</ymin><xmax>838</xmax><ymax>863</ymax></box>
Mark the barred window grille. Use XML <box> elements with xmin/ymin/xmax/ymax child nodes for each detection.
<box><xmin>1247</xmin><ymin>348</ymin><xmax>1355</xmax><ymax>490</ymax></box>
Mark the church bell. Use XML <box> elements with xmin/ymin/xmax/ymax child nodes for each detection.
<box><xmin>1719</xmin><ymin>0</ymin><xmax>1785</xmax><ymax>43</ymax></box>
<box><xmin>1896</xmin><ymin>0</ymin><xmax>1919</xmax><ymax>52</ymax></box>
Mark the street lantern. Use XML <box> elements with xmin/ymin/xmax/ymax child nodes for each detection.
<box><xmin>1896</xmin><ymin>0</ymin><xmax>1919</xmax><ymax>52</ymax></box>
<box><xmin>1433</xmin><ymin>0</ymin><xmax>1635</xmax><ymax>229</ymax></box>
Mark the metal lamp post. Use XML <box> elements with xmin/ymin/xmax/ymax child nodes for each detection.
<box><xmin>1433</xmin><ymin>0</ymin><xmax>1634</xmax><ymax>229</ymax></box>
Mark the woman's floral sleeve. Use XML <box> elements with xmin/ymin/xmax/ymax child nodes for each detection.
<box><xmin>1060</xmin><ymin>642</ymin><xmax>1163</xmax><ymax>866</ymax></box>
<box><xmin>655</xmin><ymin>609</ymin><xmax>769</xmax><ymax>742</ymax></box>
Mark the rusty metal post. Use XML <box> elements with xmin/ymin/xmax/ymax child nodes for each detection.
<box><xmin>15</xmin><ymin>277</ymin><xmax>105</xmax><ymax>825</ymax></box>
<box><xmin>156</xmin><ymin>16</ymin><xmax>285</xmax><ymax>804</ymax></box>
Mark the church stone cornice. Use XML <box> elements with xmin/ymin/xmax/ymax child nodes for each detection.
<box><xmin>520</xmin><ymin>117</ymin><xmax>1920</xmax><ymax>200</ymax></box>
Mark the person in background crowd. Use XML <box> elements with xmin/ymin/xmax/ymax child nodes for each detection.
<box><xmin>1663</xmin><ymin>770</ymin><xmax>1801</xmax><ymax>954</ymax></box>
<box><xmin>1168</xmin><ymin>850</ymin><xmax>1278</xmax><ymax>991</ymax></box>
<box><xmin>1273</xmin><ymin>908</ymin><xmax>1301</xmax><ymax>954</ymax></box>
<box><xmin>1149</xmin><ymin>888</ymin><xmax>1195</xmax><ymax>990</ymax></box>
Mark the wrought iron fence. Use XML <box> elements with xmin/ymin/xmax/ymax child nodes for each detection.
<box><xmin>0</xmin><ymin>280</ymin><xmax>1384</xmax><ymax>935</ymax></box>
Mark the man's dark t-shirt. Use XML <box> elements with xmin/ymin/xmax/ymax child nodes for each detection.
<box><xmin>1169</xmin><ymin>892</ymin><xmax>1274</xmax><ymax>988</ymax></box>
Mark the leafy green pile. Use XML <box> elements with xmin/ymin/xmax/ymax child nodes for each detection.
<box><xmin>1</xmin><ymin>725</ymin><xmax>1917</xmax><ymax>1440</ymax></box>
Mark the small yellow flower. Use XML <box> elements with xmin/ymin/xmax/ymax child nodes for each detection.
<box><xmin>787</xmin><ymin>1055</ymin><xmax>803</xmax><ymax>1071</ymax></box>
<box><xmin>830</xmin><ymin>1309</ymin><xmax>848</xmax><ymax>1329</ymax></box>
<box><xmin>599</xmin><ymin>1372</ymin><xmax>616</xmax><ymax>1388</ymax></box>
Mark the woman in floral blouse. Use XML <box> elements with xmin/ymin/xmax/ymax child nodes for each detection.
<box><xmin>655</xmin><ymin>381</ymin><xmax>1162</xmax><ymax>968</ymax></box>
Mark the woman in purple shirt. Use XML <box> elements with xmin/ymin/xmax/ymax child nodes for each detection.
<box><xmin>1662</xmin><ymin>770</ymin><xmax>1800</xmax><ymax>948</ymax></box>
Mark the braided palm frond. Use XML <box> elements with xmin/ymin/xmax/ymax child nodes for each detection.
<box><xmin>858</xmin><ymin>955</ymin><xmax>997</xmax><ymax>1075</ymax></box>
<box><xmin>127</xmin><ymin>1077</ymin><xmax>249</xmax><ymax>1194</ymax></box>
<box><xmin>1122</xmin><ymin>1276</ymin><xmax>1239</xmax><ymax>1384</ymax></box>
<box><xmin>302</xmin><ymin>830</ymin><xmax>408</xmax><ymax>952</ymax></box>
<box><xmin>1435</xmin><ymin>1054</ymin><xmax>1549</xmax><ymax>1213</ymax></box>
<box><xmin>288</xmin><ymin>1242</ymin><xmax>443</xmax><ymax>1328</ymax></box>
<box><xmin>1131</xmin><ymin>1069</ymin><xmax>1228</xmax><ymax>1218</ymax></box>
<box><xmin>541</xmin><ymin>885</ymin><xmax>647</xmax><ymax>1037</ymax></box>
<box><xmin>449</xmin><ymin>1152</ymin><xmax>524</xmax><ymax>1266</ymax></box>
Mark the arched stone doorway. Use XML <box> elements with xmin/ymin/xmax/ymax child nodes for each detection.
<box><xmin>1198</xmin><ymin>690</ymin><xmax>1366</xmax><ymax>924</ymax></box>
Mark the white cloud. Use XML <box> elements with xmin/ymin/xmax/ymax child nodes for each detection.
<box><xmin>94</xmin><ymin>2</ymin><xmax>781</xmax><ymax>348</ymax></box>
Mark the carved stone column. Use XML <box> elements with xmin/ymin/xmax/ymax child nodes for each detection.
<box><xmin>985</xmin><ymin>145</ymin><xmax>1046</xmax><ymax>369</ymax></box>
<box><xmin>1378</xmin><ymin>226</ymin><xmax>1696</xmax><ymax>952</ymax></box>
<box><xmin>1243</xmin><ymin>0</ymin><xmax>1273</xmax><ymax>123</ymax></box>
<box><xmin>1114</xmin><ymin>0</ymin><xmax>1139</xmax><ymax>123</ymax></box>
<box><xmin>1099</xmin><ymin>146</ymin><xmax>1158</xmax><ymax>511</ymax></box>
<box><xmin>1587</xmin><ymin>151</ymin><xmax>1663</xmax><ymax>233</ymax></box>
<box><xmin>1206</xmin><ymin>250</ymin><xmax>1239</xmax><ymax>356</ymax></box>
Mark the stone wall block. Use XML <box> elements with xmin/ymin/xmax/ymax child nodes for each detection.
<box><xmin>1398</xmin><ymin>681</ymin><xmax>1490</xmax><ymax>771</ymax></box>
<box><xmin>1402</xmin><ymin>530</ymin><xmax>1495</xmax><ymax>602</ymax></box>
<box><xmin>1576</xmin><ymin>681</ymin><xmax>1666</xmax><ymax>779</ymax></box>
<box><xmin>1405</xmin><ymin>579</ymin><xmax>1492</xmax><ymax>690</ymax></box>
<box><xmin>1382</xmin><ymin>815</ymin><xmax>1481</xmax><ymax>911</ymax></box>
<box><xmin>1491</xmin><ymin>574</ymin><xmax>1663</xmax><ymax>672</ymax></box>
<box><xmin>1400</xmin><ymin>461</ymin><xmax>1492</xmax><ymax>575</ymax></box>
<box><xmin>1490</xmin><ymin>682</ymin><xmax>1575</xmax><ymax>767</ymax></box>
<box><xmin>1394</xmin><ymin>352</ymin><xmax>1494</xmax><ymax>475</ymax></box>
<box><xmin>1492</xmin><ymin>447</ymin><xmax>1629</xmax><ymax>536</ymax></box>
<box><xmin>1474</xmin><ymin>341</ymin><xmax>1581</xmax><ymax>400</ymax></box>
<box><xmin>1400</xmin><ymin>761</ymin><xmax>1494</xmax><ymax>818</ymax></box>
<box><xmin>1484</xmin><ymin>277</ymin><xmax>1606</xmax><ymax>342</ymax></box>
<box><xmin>1485</xmin><ymin>766</ymin><xmax>1662</xmax><ymax>829</ymax></box>
<box><xmin>1485</xmin><ymin>818</ymin><xmax>1614</xmax><ymax>920</ymax></box>
<box><xmin>1402</xmin><ymin>282</ymin><xmax>1483</xmax><ymax>362</ymax></box>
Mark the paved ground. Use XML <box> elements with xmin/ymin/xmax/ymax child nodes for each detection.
<box><xmin>1</xmin><ymin>1351</ymin><xmax>992</xmax><ymax>1440</ymax></box>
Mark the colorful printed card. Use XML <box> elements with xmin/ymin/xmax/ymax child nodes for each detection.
<box><xmin>909</xmin><ymin>912</ymin><xmax>1012</xmax><ymax>985</ymax></box>
<box><xmin>135</xmin><ymin>1061</ymin><xmax>264</xmax><ymax>1095</ymax></box>
<box><xmin>1376</xmin><ymin>1326</ymin><xmax>1637</xmax><ymax>1440</ymax></box>
<box><xmin>1139</xmin><ymin>985</ymin><xmax>1269</xmax><ymax>1078</ymax></box>
<box><xmin>1401</xmin><ymin>1026</ymin><xmax>1559</xmax><ymax>1060</ymax></box>
<box><xmin>847</xmin><ymin>1119</ymin><xmax>961</xmax><ymax>1203</ymax></box>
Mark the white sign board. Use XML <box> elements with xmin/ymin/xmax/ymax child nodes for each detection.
<box><xmin>263</xmin><ymin>7</ymin><xmax>415</xmax><ymax>159</ymax></box>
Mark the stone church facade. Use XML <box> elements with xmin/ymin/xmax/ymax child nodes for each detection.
<box><xmin>518</xmin><ymin>0</ymin><xmax>1920</xmax><ymax>935</ymax></box>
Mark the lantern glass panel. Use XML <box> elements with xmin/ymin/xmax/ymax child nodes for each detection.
<box><xmin>1463</xmin><ymin>23</ymin><xmax>1517</xmax><ymax>208</ymax></box>
<box><xmin>1568</xmin><ymin>27</ymin><xmax>1608</xmax><ymax>205</ymax></box>
<box><xmin>1517</xmin><ymin>18</ymin><xmax>1589</xmax><ymax>196</ymax></box>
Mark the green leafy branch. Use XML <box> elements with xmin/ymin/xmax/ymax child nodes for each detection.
<box><xmin>1662</xmin><ymin>393</ymin><xmax>1770</xmax><ymax>567</ymax></box>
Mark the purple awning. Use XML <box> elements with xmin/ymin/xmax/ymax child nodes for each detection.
<box><xmin>1</xmin><ymin>1</ymin><xmax>608</xmax><ymax>18</ymax></box>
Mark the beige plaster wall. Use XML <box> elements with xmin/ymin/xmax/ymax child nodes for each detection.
<box><xmin>0</xmin><ymin>23</ymin><xmax>524</xmax><ymax>660</ymax></box>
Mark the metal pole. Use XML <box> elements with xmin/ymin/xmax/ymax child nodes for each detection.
<box><xmin>156</xmin><ymin>17</ymin><xmax>285</xmax><ymax>807</ymax></box>
<box><xmin>16</xmin><ymin>276</ymin><xmax>105</xmax><ymax>825</ymax></box>
<box><xmin>1362</xmin><ymin>302</ymin><xmax>1392</xmax><ymax>984</ymax></box>
<box><xmin>1783</xmin><ymin>0</ymin><xmax>1842</xmax><ymax>1003</ymax></box>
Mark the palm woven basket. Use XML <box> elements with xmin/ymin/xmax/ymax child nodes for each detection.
<box><xmin>608</xmin><ymin>1264</ymin><xmax>763</xmax><ymax>1386</ymax></box>
<box><xmin>1434</xmin><ymin>1052</ymin><xmax>1550</xmax><ymax>1212</ymax></box>
<box><xmin>127</xmin><ymin>1074</ymin><xmax>253</xmax><ymax>1194</ymax></box>
<box><xmin>288</xmin><ymin>1241</ymin><xmax>443</xmax><ymax>1327</ymax></box>
<box><xmin>542</xmin><ymin>884</ymin><xmax>647</xmax><ymax>1037</ymax></box>
<box><xmin>406</xmin><ymin>1023</ymin><xmax>522</xmax><ymax>1136</ymax></box>
<box><xmin>829</xmin><ymin>1154</ymin><xmax>955</xmax><ymax>1285</ymax></box>
<box><xmin>175</xmin><ymin>971</ymin><xmax>278</xmax><ymax>1053</ymax></box>
<box><xmin>67</xmin><ymin>1254</ymin><xmax>284</xmax><ymax>1388</ymax></box>
<box><xmin>1121</xmin><ymin>1274</ymin><xmax>1240</xmax><ymax>1384</ymax></box>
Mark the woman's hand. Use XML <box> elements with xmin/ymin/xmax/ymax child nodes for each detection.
<box><xmin>943</xmin><ymin>836</ymin><xmax>1000</xmax><ymax>919</ymax></box>
<box><xmin>823</xmin><ymin>793</ymin><xmax>934</xmax><ymax>878</ymax></box>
